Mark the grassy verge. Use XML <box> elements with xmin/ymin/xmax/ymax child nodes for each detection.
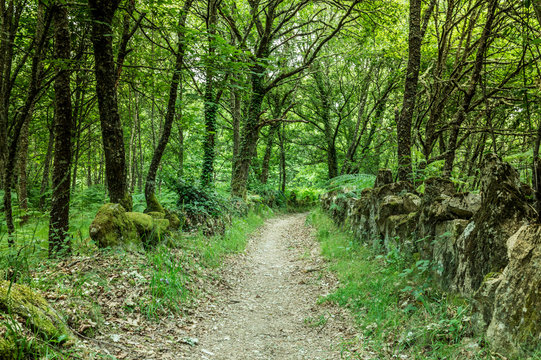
<box><xmin>307</xmin><ymin>208</ymin><xmax>502</xmax><ymax>360</ymax></box>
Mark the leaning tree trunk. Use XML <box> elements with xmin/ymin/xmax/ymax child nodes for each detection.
<box><xmin>88</xmin><ymin>0</ymin><xmax>131</xmax><ymax>210</ymax></box>
<box><xmin>49</xmin><ymin>2</ymin><xmax>73</xmax><ymax>257</ymax></box>
<box><xmin>145</xmin><ymin>0</ymin><xmax>193</xmax><ymax>212</ymax></box>
<box><xmin>531</xmin><ymin>0</ymin><xmax>541</xmax><ymax>220</ymax></box>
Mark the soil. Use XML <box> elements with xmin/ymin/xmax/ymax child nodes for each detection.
<box><xmin>181</xmin><ymin>213</ymin><xmax>354</xmax><ymax>359</ymax></box>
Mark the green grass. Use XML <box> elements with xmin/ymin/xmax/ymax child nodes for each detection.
<box><xmin>307</xmin><ymin>209</ymin><xmax>498</xmax><ymax>359</ymax></box>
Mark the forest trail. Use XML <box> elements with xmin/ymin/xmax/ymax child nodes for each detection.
<box><xmin>182</xmin><ymin>214</ymin><xmax>354</xmax><ymax>359</ymax></box>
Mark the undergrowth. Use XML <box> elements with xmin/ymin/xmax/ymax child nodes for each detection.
<box><xmin>307</xmin><ymin>208</ymin><xmax>502</xmax><ymax>359</ymax></box>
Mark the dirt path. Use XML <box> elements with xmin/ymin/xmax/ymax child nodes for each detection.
<box><xmin>182</xmin><ymin>213</ymin><xmax>354</xmax><ymax>359</ymax></box>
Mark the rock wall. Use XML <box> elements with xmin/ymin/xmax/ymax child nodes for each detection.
<box><xmin>321</xmin><ymin>155</ymin><xmax>540</xmax><ymax>357</ymax></box>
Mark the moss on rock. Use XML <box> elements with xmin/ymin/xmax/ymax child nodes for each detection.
<box><xmin>0</xmin><ymin>281</ymin><xmax>73</xmax><ymax>359</ymax></box>
<box><xmin>126</xmin><ymin>212</ymin><xmax>154</xmax><ymax>233</ymax></box>
<box><xmin>146</xmin><ymin>211</ymin><xmax>165</xmax><ymax>219</ymax></box>
<box><xmin>165</xmin><ymin>210</ymin><xmax>181</xmax><ymax>230</ymax></box>
<box><xmin>89</xmin><ymin>203</ymin><xmax>139</xmax><ymax>249</ymax></box>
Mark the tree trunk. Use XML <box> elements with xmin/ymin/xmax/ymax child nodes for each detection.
<box><xmin>201</xmin><ymin>0</ymin><xmax>218</xmax><ymax>187</ymax></box>
<box><xmin>532</xmin><ymin>0</ymin><xmax>541</xmax><ymax>220</ymax></box>
<box><xmin>39</xmin><ymin>123</ymin><xmax>54</xmax><ymax>209</ymax></box>
<box><xmin>88</xmin><ymin>0</ymin><xmax>131</xmax><ymax>210</ymax></box>
<box><xmin>396</xmin><ymin>0</ymin><xmax>422</xmax><ymax>181</ymax></box>
<box><xmin>17</xmin><ymin>116</ymin><xmax>30</xmax><ymax>222</ymax></box>
<box><xmin>49</xmin><ymin>2</ymin><xmax>73</xmax><ymax>257</ymax></box>
<box><xmin>231</xmin><ymin>76</ymin><xmax>241</xmax><ymax>173</ymax></box>
<box><xmin>279</xmin><ymin>124</ymin><xmax>286</xmax><ymax>193</ymax></box>
<box><xmin>145</xmin><ymin>0</ymin><xmax>192</xmax><ymax>212</ymax></box>
<box><xmin>231</xmin><ymin>64</ymin><xmax>266</xmax><ymax>197</ymax></box>
<box><xmin>260</xmin><ymin>123</ymin><xmax>278</xmax><ymax>184</ymax></box>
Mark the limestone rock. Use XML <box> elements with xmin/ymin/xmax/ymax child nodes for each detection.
<box><xmin>89</xmin><ymin>203</ymin><xmax>139</xmax><ymax>249</ymax></box>
<box><xmin>453</xmin><ymin>155</ymin><xmax>535</xmax><ymax>295</ymax></box>
<box><xmin>432</xmin><ymin>219</ymin><xmax>470</xmax><ymax>289</ymax></box>
<box><xmin>382</xmin><ymin>212</ymin><xmax>419</xmax><ymax>251</ymax></box>
<box><xmin>484</xmin><ymin>224</ymin><xmax>541</xmax><ymax>357</ymax></box>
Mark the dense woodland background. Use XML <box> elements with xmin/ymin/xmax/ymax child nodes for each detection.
<box><xmin>1</xmin><ymin>0</ymin><xmax>541</xmax><ymax>255</ymax></box>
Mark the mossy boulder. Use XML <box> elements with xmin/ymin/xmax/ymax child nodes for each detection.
<box><xmin>126</xmin><ymin>212</ymin><xmax>154</xmax><ymax>233</ymax></box>
<box><xmin>146</xmin><ymin>211</ymin><xmax>165</xmax><ymax>219</ymax></box>
<box><xmin>89</xmin><ymin>203</ymin><xmax>139</xmax><ymax>249</ymax></box>
<box><xmin>126</xmin><ymin>212</ymin><xmax>169</xmax><ymax>248</ymax></box>
<box><xmin>453</xmin><ymin>154</ymin><xmax>535</xmax><ymax>295</ymax></box>
<box><xmin>164</xmin><ymin>209</ymin><xmax>182</xmax><ymax>230</ymax></box>
<box><xmin>0</xmin><ymin>281</ymin><xmax>73</xmax><ymax>359</ymax></box>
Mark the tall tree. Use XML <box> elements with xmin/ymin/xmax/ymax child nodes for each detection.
<box><xmin>396</xmin><ymin>0</ymin><xmax>435</xmax><ymax>181</ymax></box>
<box><xmin>49</xmin><ymin>1</ymin><xmax>73</xmax><ymax>257</ymax></box>
<box><xmin>145</xmin><ymin>0</ymin><xmax>193</xmax><ymax>212</ymax></box>
<box><xmin>201</xmin><ymin>0</ymin><xmax>219</xmax><ymax>187</ymax></box>
<box><xmin>88</xmin><ymin>0</ymin><xmax>131</xmax><ymax>210</ymax></box>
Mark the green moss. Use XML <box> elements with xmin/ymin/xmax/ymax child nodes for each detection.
<box><xmin>146</xmin><ymin>193</ymin><xmax>165</xmax><ymax>214</ymax></box>
<box><xmin>146</xmin><ymin>212</ymin><xmax>165</xmax><ymax>219</ymax></box>
<box><xmin>120</xmin><ymin>192</ymin><xmax>133</xmax><ymax>212</ymax></box>
<box><xmin>126</xmin><ymin>212</ymin><xmax>154</xmax><ymax>233</ymax></box>
<box><xmin>0</xmin><ymin>281</ymin><xmax>72</xmax><ymax>344</ymax></box>
<box><xmin>165</xmin><ymin>209</ymin><xmax>181</xmax><ymax>230</ymax></box>
<box><xmin>0</xmin><ymin>335</ymin><xmax>16</xmax><ymax>360</ymax></box>
<box><xmin>89</xmin><ymin>203</ymin><xmax>139</xmax><ymax>249</ymax></box>
<box><xmin>154</xmin><ymin>219</ymin><xmax>170</xmax><ymax>233</ymax></box>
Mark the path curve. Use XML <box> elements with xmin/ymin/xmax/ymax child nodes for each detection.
<box><xmin>182</xmin><ymin>213</ymin><xmax>353</xmax><ymax>359</ymax></box>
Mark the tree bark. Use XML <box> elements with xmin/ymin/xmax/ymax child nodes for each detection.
<box><xmin>145</xmin><ymin>0</ymin><xmax>193</xmax><ymax>212</ymax></box>
<box><xmin>396</xmin><ymin>0</ymin><xmax>422</xmax><ymax>181</ymax></box>
<box><xmin>260</xmin><ymin>123</ymin><xmax>278</xmax><ymax>184</ymax></box>
<box><xmin>49</xmin><ymin>2</ymin><xmax>73</xmax><ymax>257</ymax></box>
<box><xmin>39</xmin><ymin>123</ymin><xmax>54</xmax><ymax>210</ymax></box>
<box><xmin>201</xmin><ymin>0</ymin><xmax>219</xmax><ymax>187</ymax></box>
<box><xmin>17</xmin><ymin>116</ymin><xmax>30</xmax><ymax>222</ymax></box>
<box><xmin>88</xmin><ymin>0</ymin><xmax>131</xmax><ymax>210</ymax></box>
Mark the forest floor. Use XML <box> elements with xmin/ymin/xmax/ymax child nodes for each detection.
<box><xmin>180</xmin><ymin>213</ymin><xmax>355</xmax><ymax>359</ymax></box>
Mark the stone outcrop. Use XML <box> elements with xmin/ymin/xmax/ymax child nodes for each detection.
<box><xmin>453</xmin><ymin>154</ymin><xmax>535</xmax><ymax>295</ymax></box>
<box><xmin>321</xmin><ymin>155</ymin><xmax>540</xmax><ymax>357</ymax></box>
<box><xmin>89</xmin><ymin>203</ymin><xmax>138</xmax><ymax>249</ymax></box>
<box><xmin>484</xmin><ymin>224</ymin><xmax>541</xmax><ymax>356</ymax></box>
<box><xmin>0</xmin><ymin>281</ymin><xmax>73</xmax><ymax>359</ymax></box>
<box><xmin>89</xmin><ymin>203</ymin><xmax>175</xmax><ymax>250</ymax></box>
